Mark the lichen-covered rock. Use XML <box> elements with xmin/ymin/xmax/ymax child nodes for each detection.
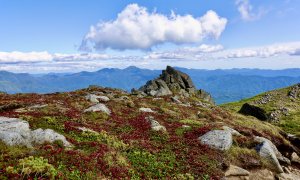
<box><xmin>249</xmin><ymin>169</ymin><xmax>274</xmax><ymax>180</ymax></box>
<box><xmin>222</xmin><ymin>126</ymin><xmax>242</xmax><ymax>136</ymax></box>
<box><xmin>0</xmin><ymin>117</ymin><xmax>32</xmax><ymax>147</ymax></box>
<box><xmin>0</xmin><ymin>116</ymin><xmax>71</xmax><ymax>148</ymax></box>
<box><xmin>291</xmin><ymin>152</ymin><xmax>300</xmax><ymax>164</ymax></box>
<box><xmin>139</xmin><ymin>107</ymin><xmax>155</xmax><ymax>113</ymax></box>
<box><xmin>225</xmin><ymin>165</ymin><xmax>250</xmax><ymax>179</ymax></box>
<box><xmin>197</xmin><ymin>89</ymin><xmax>215</xmax><ymax>104</ymax></box>
<box><xmin>86</xmin><ymin>94</ymin><xmax>110</xmax><ymax>103</ymax></box>
<box><xmin>276</xmin><ymin>172</ymin><xmax>300</xmax><ymax>180</ymax></box>
<box><xmin>199</xmin><ymin>130</ymin><xmax>232</xmax><ymax>151</ymax></box>
<box><xmin>146</xmin><ymin>116</ymin><xmax>166</xmax><ymax>132</ymax></box>
<box><xmin>255</xmin><ymin>137</ymin><xmax>284</xmax><ymax>173</ymax></box>
<box><xmin>84</xmin><ymin>103</ymin><xmax>111</xmax><ymax>115</ymax></box>
<box><xmin>254</xmin><ymin>136</ymin><xmax>291</xmax><ymax>166</ymax></box>
<box><xmin>31</xmin><ymin>128</ymin><xmax>72</xmax><ymax>147</ymax></box>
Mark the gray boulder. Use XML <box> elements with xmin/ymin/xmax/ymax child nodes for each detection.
<box><xmin>199</xmin><ymin>130</ymin><xmax>232</xmax><ymax>151</ymax></box>
<box><xmin>84</xmin><ymin>103</ymin><xmax>111</xmax><ymax>115</ymax></box>
<box><xmin>225</xmin><ymin>165</ymin><xmax>250</xmax><ymax>179</ymax></box>
<box><xmin>222</xmin><ymin>126</ymin><xmax>242</xmax><ymax>136</ymax></box>
<box><xmin>0</xmin><ymin>117</ymin><xmax>32</xmax><ymax>147</ymax></box>
<box><xmin>254</xmin><ymin>136</ymin><xmax>291</xmax><ymax>166</ymax></box>
<box><xmin>86</xmin><ymin>94</ymin><xmax>110</xmax><ymax>103</ymax></box>
<box><xmin>139</xmin><ymin>107</ymin><xmax>155</xmax><ymax>113</ymax></box>
<box><xmin>146</xmin><ymin>116</ymin><xmax>166</xmax><ymax>132</ymax></box>
<box><xmin>0</xmin><ymin>116</ymin><xmax>72</xmax><ymax>148</ymax></box>
<box><xmin>255</xmin><ymin>137</ymin><xmax>283</xmax><ymax>173</ymax></box>
<box><xmin>31</xmin><ymin>128</ymin><xmax>72</xmax><ymax>147</ymax></box>
<box><xmin>288</xmin><ymin>83</ymin><xmax>300</xmax><ymax>99</ymax></box>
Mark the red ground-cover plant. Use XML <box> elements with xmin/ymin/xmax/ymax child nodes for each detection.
<box><xmin>184</xmin><ymin>125</ymin><xmax>213</xmax><ymax>141</ymax></box>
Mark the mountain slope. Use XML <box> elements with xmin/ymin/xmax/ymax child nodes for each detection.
<box><xmin>223</xmin><ymin>83</ymin><xmax>300</xmax><ymax>136</ymax></box>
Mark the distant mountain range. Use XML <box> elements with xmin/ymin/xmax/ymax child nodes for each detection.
<box><xmin>1</xmin><ymin>66</ymin><xmax>300</xmax><ymax>104</ymax></box>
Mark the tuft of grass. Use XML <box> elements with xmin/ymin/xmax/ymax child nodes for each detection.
<box><xmin>179</xmin><ymin>119</ymin><xmax>203</xmax><ymax>126</ymax></box>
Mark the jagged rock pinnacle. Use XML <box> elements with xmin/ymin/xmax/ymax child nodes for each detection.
<box><xmin>135</xmin><ymin>66</ymin><xmax>214</xmax><ymax>104</ymax></box>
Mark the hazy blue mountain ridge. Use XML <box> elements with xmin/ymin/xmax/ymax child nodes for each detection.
<box><xmin>0</xmin><ymin>66</ymin><xmax>300</xmax><ymax>104</ymax></box>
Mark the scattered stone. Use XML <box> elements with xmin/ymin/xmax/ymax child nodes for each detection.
<box><xmin>77</xmin><ymin>127</ymin><xmax>98</xmax><ymax>133</ymax></box>
<box><xmin>171</xmin><ymin>96</ymin><xmax>182</xmax><ymax>103</ymax></box>
<box><xmin>195</xmin><ymin>101</ymin><xmax>211</xmax><ymax>108</ymax></box>
<box><xmin>182</xmin><ymin>125</ymin><xmax>191</xmax><ymax>128</ymax></box>
<box><xmin>31</xmin><ymin>128</ymin><xmax>72</xmax><ymax>147</ymax></box>
<box><xmin>225</xmin><ymin>165</ymin><xmax>250</xmax><ymax>179</ymax></box>
<box><xmin>97</xmin><ymin>96</ymin><xmax>110</xmax><ymax>102</ymax></box>
<box><xmin>254</xmin><ymin>136</ymin><xmax>290</xmax><ymax>166</ymax></box>
<box><xmin>86</xmin><ymin>94</ymin><xmax>110</xmax><ymax>103</ymax></box>
<box><xmin>239</xmin><ymin>103</ymin><xmax>268</xmax><ymax>121</ymax></box>
<box><xmin>276</xmin><ymin>172</ymin><xmax>300</xmax><ymax>180</ymax></box>
<box><xmin>118</xmin><ymin>96</ymin><xmax>129</xmax><ymax>101</ymax></box>
<box><xmin>254</xmin><ymin>94</ymin><xmax>272</xmax><ymax>105</ymax></box>
<box><xmin>178</xmin><ymin>103</ymin><xmax>191</xmax><ymax>107</ymax></box>
<box><xmin>86</xmin><ymin>94</ymin><xmax>100</xmax><ymax>103</ymax></box>
<box><xmin>291</xmin><ymin>152</ymin><xmax>300</xmax><ymax>164</ymax></box>
<box><xmin>288</xmin><ymin>83</ymin><xmax>300</xmax><ymax>99</ymax></box>
<box><xmin>139</xmin><ymin>107</ymin><xmax>155</xmax><ymax>113</ymax></box>
<box><xmin>255</xmin><ymin>137</ymin><xmax>284</xmax><ymax>173</ymax></box>
<box><xmin>286</xmin><ymin>134</ymin><xmax>300</xmax><ymax>150</ymax></box>
<box><xmin>222</xmin><ymin>126</ymin><xmax>242</xmax><ymax>136</ymax></box>
<box><xmin>0</xmin><ymin>116</ymin><xmax>71</xmax><ymax>148</ymax></box>
<box><xmin>126</xmin><ymin>100</ymin><xmax>135</xmax><ymax>108</ymax></box>
<box><xmin>146</xmin><ymin>116</ymin><xmax>166</xmax><ymax>132</ymax></box>
<box><xmin>153</xmin><ymin>98</ymin><xmax>163</xmax><ymax>100</ymax></box>
<box><xmin>84</xmin><ymin>103</ymin><xmax>111</xmax><ymax>115</ymax></box>
<box><xmin>249</xmin><ymin>169</ymin><xmax>274</xmax><ymax>180</ymax></box>
<box><xmin>29</xmin><ymin>104</ymin><xmax>48</xmax><ymax>109</ymax></box>
<box><xmin>197</xmin><ymin>89</ymin><xmax>215</xmax><ymax>104</ymax></box>
<box><xmin>268</xmin><ymin>107</ymin><xmax>289</xmax><ymax>123</ymax></box>
<box><xmin>199</xmin><ymin>130</ymin><xmax>232</xmax><ymax>151</ymax></box>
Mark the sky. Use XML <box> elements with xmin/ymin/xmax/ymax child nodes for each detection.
<box><xmin>0</xmin><ymin>0</ymin><xmax>300</xmax><ymax>73</ymax></box>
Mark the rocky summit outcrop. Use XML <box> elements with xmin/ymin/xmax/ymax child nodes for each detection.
<box><xmin>135</xmin><ymin>66</ymin><xmax>214</xmax><ymax>104</ymax></box>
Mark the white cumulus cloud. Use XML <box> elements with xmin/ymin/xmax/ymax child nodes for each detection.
<box><xmin>80</xmin><ymin>4</ymin><xmax>227</xmax><ymax>51</ymax></box>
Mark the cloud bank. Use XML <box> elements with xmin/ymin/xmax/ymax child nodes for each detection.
<box><xmin>145</xmin><ymin>42</ymin><xmax>300</xmax><ymax>60</ymax></box>
<box><xmin>80</xmin><ymin>4</ymin><xmax>227</xmax><ymax>51</ymax></box>
<box><xmin>0</xmin><ymin>42</ymin><xmax>300</xmax><ymax>73</ymax></box>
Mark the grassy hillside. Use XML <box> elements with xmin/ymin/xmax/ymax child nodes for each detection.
<box><xmin>223</xmin><ymin>84</ymin><xmax>300</xmax><ymax>136</ymax></box>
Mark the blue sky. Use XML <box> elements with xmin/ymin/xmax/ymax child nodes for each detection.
<box><xmin>0</xmin><ymin>0</ymin><xmax>300</xmax><ymax>72</ymax></box>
